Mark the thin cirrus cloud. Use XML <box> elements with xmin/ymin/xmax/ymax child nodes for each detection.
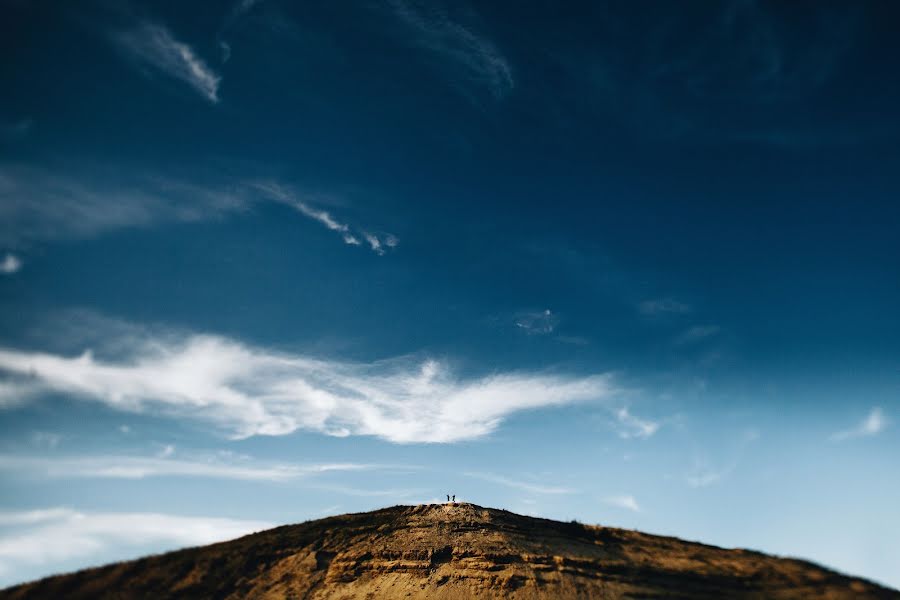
<box><xmin>614</xmin><ymin>406</ymin><xmax>660</xmax><ymax>439</ymax></box>
<box><xmin>387</xmin><ymin>0</ymin><xmax>513</xmax><ymax>99</ymax></box>
<box><xmin>0</xmin><ymin>454</ymin><xmax>380</xmax><ymax>482</ymax></box>
<box><xmin>0</xmin><ymin>508</ymin><xmax>271</xmax><ymax>584</ymax></box>
<box><xmin>684</xmin><ymin>429</ymin><xmax>760</xmax><ymax>488</ymax></box>
<box><xmin>112</xmin><ymin>20</ymin><xmax>221</xmax><ymax>103</ymax></box>
<box><xmin>250</xmin><ymin>182</ymin><xmax>397</xmax><ymax>253</ymax></box>
<box><xmin>685</xmin><ymin>465</ymin><xmax>733</xmax><ymax>488</ymax></box>
<box><xmin>462</xmin><ymin>471</ymin><xmax>574</xmax><ymax>495</ymax></box>
<box><xmin>830</xmin><ymin>407</ymin><xmax>888</xmax><ymax>441</ymax></box>
<box><xmin>0</xmin><ymin>321</ymin><xmax>615</xmax><ymax>443</ymax></box>
<box><xmin>0</xmin><ymin>165</ymin><xmax>247</xmax><ymax>246</ymax></box>
<box><xmin>0</xmin><ymin>166</ymin><xmax>395</xmax><ymax>254</ymax></box>
<box><xmin>514</xmin><ymin>309</ymin><xmax>559</xmax><ymax>335</ymax></box>
<box><xmin>601</xmin><ymin>495</ymin><xmax>641</xmax><ymax>513</ymax></box>
<box><xmin>674</xmin><ymin>325</ymin><xmax>721</xmax><ymax>346</ymax></box>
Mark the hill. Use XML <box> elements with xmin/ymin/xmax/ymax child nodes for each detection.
<box><xmin>2</xmin><ymin>503</ymin><xmax>896</xmax><ymax>599</ymax></box>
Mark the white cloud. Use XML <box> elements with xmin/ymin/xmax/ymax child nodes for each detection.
<box><xmin>0</xmin><ymin>253</ymin><xmax>21</xmax><ymax>274</ymax></box>
<box><xmin>0</xmin><ymin>508</ymin><xmax>270</xmax><ymax>582</ymax></box>
<box><xmin>156</xmin><ymin>444</ymin><xmax>176</xmax><ymax>458</ymax></box>
<box><xmin>831</xmin><ymin>407</ymin><xmax>888</xmax><ymax>441</ymax></box>
<box><xmin>363</xmin><ymin>232</ymin><xmax>384</xmax><ymax>255</ymax></box>
<box><xmin>0</xmin><ymin>454</ymin><xmax>376</xmax><ymax>482</ymax></box>
<box><xmin>463</xmin><ymin>471</ymin><xmax>574</xmax><ymax>495</ymax></box>
<box><xmin>0</xmin><ymin>166</ymin><xmax>249</xmax><ymax>246</ymax></box>
<box><xmin>0</xmin><ymin>379</ymin><xmax>41</xmax><ymax>408</ymax></box>
<box><xmin>0</xmin><ymin>324</ymin><xmax>614</xmax><ymax>443</ymax></box>
<box><xmin>251</xmin><ymin>182</ymin><xmax>396</xmax><ymax>254</ymax></box>
<box><xmin>387</xmin><ymin>0</ymin><xmax>513</xmax><ymax>99</ymax></box>
<box><xmin>614</xmin><ymin>406</ymin><xmax>660</xmax><ymax>439</ymax></box>
<box><xmin>113</xmin><ymin>21</ymin><xmax>221</xmax><ymax>103</ymax></box>
<box><xmin>0</xmin><ymin>166</ymin><xmax>394</xmax><ymax>252</ymax></box>
<box><xmin>601</xmin><ymin>495</ymin><xmax>640</xmax><ymax>512</ymax></box>
<box><xmin>514</xmin><ymin>309</ymin><xmax>558</xmax><ymax>335</ymax></box>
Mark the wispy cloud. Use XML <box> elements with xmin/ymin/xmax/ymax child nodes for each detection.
<box><xmin>309</xmin><ymin>484</ymin><xmax>423</xmax><ymax>498</ymax></box>
<box><xmin>686</xmin><ymin>464</ymin><xmax>733</xmax><ymax>488</ymax></box>
<box><xmin>113</xmin><ymin>21</ymin><xmax>221</xmax><ymax>103</ymax></box>
<box><xmin>463</xmin><ymin>471</ymin><xmax>574</xmax><ymax>495</ymax></box>
<box><xmin>514</xmin><ymin>309</ymin><xmax>559</xmax><ymax>335</ymax></box>
<box><xmin>614</xmin><ymin>406</ymin><xmax>660</xmax><ymax>439</ymax></box>
<box><xmin>387</xmin><ymin>0</ymin><xmax>513</xmax><ymax>99</ymax></box>
<box><xmin>0</xmin><ymin>454</ymin><xmax>377</xmax><ymax>482</ymax></box>
<box><xmin>601</xmin><ymin>495</ymin><xmax>640</xmax><ymax>512</ymax></box>
<box><xmin>0</xmin><ymin>319</ymin><xmax>614</xmax><ymax>443</ymax></box>
<box><xmin>0</xmin><ymin>166</ymin><xmax>394</xmax><ymax>253</ymax></box>
<box><xmin>251</xmin><ymin>182</ymin><xmax>395</xmax><ymax>253</ymax></box>
<box><xmin>0</xmin><ymin>508</ymin><xmax>270</xmax><ymax>583</ymax></box>
<box><xmin>638</xmin><ymin>298</ymin><xmax>690</xmax><ymax>316</ymax></box>
<box><xmin>217</xmin><ymin>0</ymin><xmax>266</xmax><ymax>62</ymax></box>
<box><xmin>553</xmin><ymin>2</ymin><xmax>862</xmax><ymax>145</ymax></box>
<box><xmin>685</xmin><ymin>427</ymin><xmax>760</xmax><ymax>488</ymax></box>
<box><xmin>229</xmin><ymin>0</ymin><xmax>263</xmax><ymax>22</ymax></box>
<box><xmin>0</xmin><ymin>166</ymin><xmax>247</xmax><ymax>246</ymax></box>
<box><xmin>0</xmin><ymin>253</ymin><xmax>21</xmax><ymax>274</ymax></box>
<box><xmin>831</xmin><ymin>407</ymin><xmax>888</xmax><ymax>441</ymax></box>
<box><xmin>674</xmin><ymin>325</ymin><xmax>721</xmax><ymax>346</ymax></box>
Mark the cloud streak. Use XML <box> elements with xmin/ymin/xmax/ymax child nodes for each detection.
<box><xmin>831</xmin><ymin>407</ymin><xmax>888</xmax><ymax>441</ymax></box>
<box><xmin>601</xmin><ymin>495</ymin><xmax>640</xmax><ymax>512</ymax></box>
<box><xmin>387</xmin><ymin>0</ymin><xmax>513</xmax><ymax>99</ymax></box>
<box><xmin>0</xmin><ymin>166</ymin><xmax>247</xmax><ymax>246</ymax></box>
<box><xmin>463</xmin><ymin>471</ymin><xmax>574</xmax><ymax>495</ymax></box>
<box><xmin>0</xmin><ymin>166</ymin><xmax>394</xmax><ymax>253</ymax></box>
<box><xmin>614</xmin><ymin>406</ymin><xmax>660</xmax><ymax>439</ymax></box>
<box><xmin>514</xmin><ymin>309</ymin><xmax>558</xmax><ymax>335</ymax></box>
<box><xmin>0</xmin><ymin>508</ymin><xmax>270</xmax><ymax>584</ymax></box>
<box><xmin>251</xmin><ymin>182</ymin><xmax>395</xmax><ymax>253</ymax></box>
<box><xmin>113</xmin><ymin>21</ymin><xmax>221</xmax><ymax>102</ymax></box>
<box><xmin>0</xmin><ymin>454</ymin><xmax>378</xmax><ymax>482</ymax></box>
<box><xmin>0</xmin><ymin>322</ymin><xmax>614</xmax><ymax>443</ymax></box>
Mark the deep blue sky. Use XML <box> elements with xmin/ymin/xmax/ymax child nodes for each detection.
<box><xmin>1</xmin><ymin>0</ymin><xmax>899</xmax><ymax>590</ymax></box>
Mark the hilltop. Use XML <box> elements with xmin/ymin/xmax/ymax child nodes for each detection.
<box><xmin>2</xmin><ymin>503</ymin><xmax>896</xmax><ymax>599</ymax></box>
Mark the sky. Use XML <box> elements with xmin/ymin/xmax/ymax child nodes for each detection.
<box><xmin>1</xmin><ymin>0</ymin><xmax>899</xmax><ymax>590</ymax></box>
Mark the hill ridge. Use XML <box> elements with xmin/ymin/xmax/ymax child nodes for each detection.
<box><xmin>2</xmin><ymin>502</ymin><xmax>897</xmax><ymax>599</ymax></box>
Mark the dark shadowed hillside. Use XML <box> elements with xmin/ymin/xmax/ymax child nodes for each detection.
<box><xmin>2</xmin><ymin>503</ymin><xmax>896</xmax><ymax>599</ymax></box>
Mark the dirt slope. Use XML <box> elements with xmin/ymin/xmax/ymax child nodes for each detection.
<box><xmin>2</xmin><ymin>503</ymin><xmax>896</xmax><ymax>599</ymax></box>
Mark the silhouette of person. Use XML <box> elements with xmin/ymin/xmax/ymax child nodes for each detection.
<box><xmin>446</xmin><ymin>494</ymin><xmax>450</xmax><ymax>502</ymax></box>
<box><xmin>452</xmin><ymin>495</ymin><xmax>456</xmax><ymax>502</ymax></box>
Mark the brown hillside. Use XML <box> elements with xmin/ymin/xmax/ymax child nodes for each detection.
<box><xmin>2</xmin><ymin>503</ymin><xmax>896</xmax><ymax>599</ymax></box>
